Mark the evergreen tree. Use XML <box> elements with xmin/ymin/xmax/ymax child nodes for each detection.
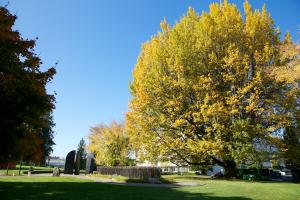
<box><xmin>40</xmin><ymin>113</ymin><xmax>56</xmax><ymax>164</ymax></box>
<box><xmin>77</xmin><ymin>138</ymin><xmax>87</xmax><ymax>170</ymax></box>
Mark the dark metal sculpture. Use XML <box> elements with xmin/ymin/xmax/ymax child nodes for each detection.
<box><xmin>85</xmin><ymin>153</ymin><xmax>97</xmax><ymax>174</ymax></box>
<box><xmin>74</xmin><ymin>151</ymin><xmax>81</xmax><ymax>175</ymax></box>
<box><xmin>64</xmin><ymin>150</ymin><xmax>76</xmax><ymax>174</ymax></box>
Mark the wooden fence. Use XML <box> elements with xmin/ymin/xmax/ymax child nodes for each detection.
<box><xmin>96</xmin><ymin>166</ymin><xmax>161</xmax><ymax>180</ymax></box>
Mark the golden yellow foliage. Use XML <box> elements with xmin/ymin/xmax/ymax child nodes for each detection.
<box><xmin>126</xmin><ymin>0</ymin><xmax>299</xmax><ymax>173</ymax></box>
<box><xmin>88</xmin><ymin>121</ymin><xmax>131</xmax><ymax>166</ymax></box>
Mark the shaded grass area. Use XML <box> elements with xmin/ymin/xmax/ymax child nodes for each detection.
<box><xmin>0</xmin><ymin>176</ymin><xmax>299</xmax><ymax>200</ymax></box>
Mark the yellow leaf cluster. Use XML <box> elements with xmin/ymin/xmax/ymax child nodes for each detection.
<box><xmin>126</xmin><ymin>0</ymin><xmax>298</xmax><ymax>165</ymax></box>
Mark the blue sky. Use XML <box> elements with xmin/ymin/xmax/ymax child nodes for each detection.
<box><xmin>5</xmin><ymin>0</ymin><xmax>300</xmax><ymax>158</ymax></box>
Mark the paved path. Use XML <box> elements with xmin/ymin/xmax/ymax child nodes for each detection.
<box><xmin>64</xmin><ymin>174</ymin><xmax>205</xmax><ymax>187</ymax></box>
<box><xmin>0</xmin><ymin>173</ymin><xmax>205</xmax><ymax>187</ymax></box>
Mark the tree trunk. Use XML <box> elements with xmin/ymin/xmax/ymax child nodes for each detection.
<box><xmin>18</xmin><ymin>159</ymin><xmax>23</xmax><ymax>175</ymax></box>
<box><xmin>248</xmin><ymin>55</ymin><xmax>255</xmax><ymax>81</ymax></box>
<box><xmin>223</xmin><ymin>160</ymin><xmax>237</xmax><ymax>178</ymax></box>
<box><xmin>210</xmin><ymin>156</ymin><xmax>237</xmax><ymax>178</ymax></box>
<box><xmin>6</xmin><ymin>161</ymin><xmax>9</xmax><ymax>175</ymax></box>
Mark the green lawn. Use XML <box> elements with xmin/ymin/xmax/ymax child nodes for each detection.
<box><xmin>15</xmin><ymin>165</ymin><xmax>54</xmax><ymax>171</ymax></box>
<box><xmin>0</xmin><ymin>165</ymin><xmax>59</xmax><ymax>176</ymax></box>
<box><xmin>0</xmin><ymin>176</ymin><xmax>299</xmax><ymax>200</ymax></box>
<box><xmin>0</xmin><ymin>169</ymin><xmax>23</xmax><ymax>176</ymax></box>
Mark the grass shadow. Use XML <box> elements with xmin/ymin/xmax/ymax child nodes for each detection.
<box><xmin>0</xmin><ymin>177</ymin><xmax>253</xmax><ymax>200</ymax></box>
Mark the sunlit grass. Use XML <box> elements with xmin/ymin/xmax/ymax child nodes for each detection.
<box><xmin>0</xmin><ymin>165</ymin><xmax>59</xmax><ymax>176</ymax></box>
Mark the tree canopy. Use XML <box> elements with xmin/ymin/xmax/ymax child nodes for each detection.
<box><xmin>88</xmin><ymin>121</ymin><xmax>132</xmax><ymax>166</ymax></box>
<box><xmin>126</xmin><ymin>0</ymin><xmax>299</xmax><ymax>176</ymax></box>
<box><xmin>0</xmin><ymin>6</ymin><xmax>56</xmax><ymax>163</ymax></box>
<box><xmin>276</xmin><ymin>32</ymin><xmax>300</xmax><ymax>169</ymax></box>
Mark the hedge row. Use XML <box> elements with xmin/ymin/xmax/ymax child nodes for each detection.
<box><xmin>96</xmin><ymin>166</ymin><xmax>161</xmax><ymax>180</ymax></box>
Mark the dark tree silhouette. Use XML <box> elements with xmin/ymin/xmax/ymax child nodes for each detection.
<box><xmin>77</xmin><ymin>138</ymin><xmax>87</xmax><ymax>170</ymax></box>
<box><xmin>0</xmin><ymin>6</ymin><xmax>56</xmax><ymax>163</ymax></box>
